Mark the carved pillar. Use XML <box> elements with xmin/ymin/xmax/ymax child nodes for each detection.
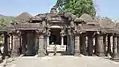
<box><xmin>47</xmin><ymin>29</ymin><xmax>50</xmax><ymax>46</ymax></box>
<box><xmin>67</xmin><ymin>28</ymin><xmax>75</xmax><ymax>55</ymax></box>
<box><xmin>96</xmin><ymin>34</ymin><xmax>105</xmax><ymax>56</ymax></box>
<box><xmin>115</xmin><ymin>36</ymin><xmax>119</xmax><ymax>59</ymax></box>
<box><xmin>60</xmin><ymin>29</ymin><xmax>65</xmax><ymax>46</ymax></box>
<box><xmin>110</xmin><ymin>36</ymin><xmax>113</xmax><ymax>56</ymax></box>
<box><xmin>10</xmin><ymin>34</ymin><xmax>13</xmax><ymax>53</ymax></box>
<box><xmin>3</xmin><ymin>32</ymin><xmax>8</xmax><ymax>58</ymax></box>
<box><xmin>37</xmin><ymin>30</ymin><xmax>45</xmax><ymax>57</ymax></box>
<box><xmin>106</xmin><ymin>35</ymin><xmax>112</xmax><ymax>56</ymax></box>
<box><xmin>95</xmin><ymin>34</ymin><xmax>98</xmax><ymax>55</ymax></box>
<box><xmin>74</xmin><ymin>34</ymin><xmax>80</xmax><ymax>56</ymax></box>
<box><xmin>103</xmin><ymin>34</ymin><xmax>107</xmax><ymax>56</ymax></box>
<box><xmin>11</xmin><ymin>31</ymin><xmax>20</xmax><ymax>57</ymax></box>
<box><xmin>87</xmin><ymin>33</ymin><xmax>93</xmax><ymax>56</ymax></box>
<box><xmin>7</xmin><ymin>34</ymin><xmax>10</xmax><ymax>54</ymax></box>
<box><xmin>61</xmin><ymin>36</ymin><xmax>64</xmax><ymax>45</ymax></box>
<box><xmin>47</xmin><ymin>36</ymin><xmax>49</xmax><ymax>46</ymax></box>
<box><xmin>112</xmin><ymin>36</ymin><xmax>119</xmax><ymax>60</ymax></box>
<box><xmin>9</xmin><ymin>34</ymin><xmax>12</xmax><ymax>53</ymax></box>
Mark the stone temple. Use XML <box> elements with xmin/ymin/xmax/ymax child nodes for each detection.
<box><xmin>1</xmin><ymin>7</ymin><xmax>119</xmax><ymax>61</ymax></box>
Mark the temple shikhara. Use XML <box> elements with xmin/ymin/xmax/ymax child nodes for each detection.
<box><xmin>1</xmin><ymin>7</ymin><xmax>119</xmax><ymax>61</ymax></box>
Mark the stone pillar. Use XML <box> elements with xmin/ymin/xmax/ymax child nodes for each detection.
<box><xmin>66</xmin><ymin>29</ymin><xmax>70</xmax><ymax>54</ymax></box>
<box><xmin>74</xmin><ymin>35</ymin><xmax>80</xmax><ymax>56</ymax></box>
<box><xmin>103</xmin><ymin>35</ymin><xmax>107</xmax><ymax>56</ymax></box>
<box><xmin>9</xmin><ymin>34</ymin><xmax>12</xmax><ymax>53</ymax></box>
<box><xmin>60</xmin><ymin>29</ymin><xmax>65</xmax><ymax>46</ymax></box>
<box><xmin>46</xmin><ymin>28</ymin><xmax>50</xmax><ymax>46</ymax></box>
<box><xmin>67</xmin><ymin>29</ymin><xmax>75</xmax><ymax>55</ymax></box>
<box><xmin>95</xmin><ymin>34</ymin><xmax>98</xmax><ymax>55</ymax></box>
<box><xmin>3</xmin><ymin>32</ymin><xmax>8</xmax><ymax>58</ymax></box>
<box><xmin>69</xmin><ymin>35</ymin><xmax>75</xmax><ymax>55</ymax></box>
<box><xmin>96</xmin><ymin>35</ymin><xmax>105</xmax><ymax>57</ymax></box>
<box><xmin>7</xmin><ymin>35</ymin><xmax>10</xmax><ymax>54</ymax></box>
<box><xmin>116</xmin><ymin>36</ymin><xmax>119</xmax><ymax>59</ymax></box>
<box><xmin>11</xmin><ymin>31</ymin><xmax>20</xmax><ymax>57</ymax></box>
<box><xmin>37</xmin><ymin>31</ymin><xmax>45</xmax><ymax>57</ymax></box>
<box><xmin>106</xmin><ymin>35</ymin><xmax>112</xmax><ymax>56</ymax></box>
<box><xmin>66</xmin><ymin>35</ymin><xmax>70</xmax><ymax>54</ymax></box>
<box><xmin>87</xmin><ymin>34</ymin><xmax>93</xmax><ymax>56</ymax></box>
<box><xmin>112</xmin><ymin>36</ymin><xmax>119</xmax><ymax>60</ymax></box>
<box><xmin>61</xmin><ymin>36</ymin><xmax>64</xmax><ymax>46</ymax></box>
<box><xmin>47</xmin><ymin>36</ymin><xmax>49</xmax><ymax>46</ymax></box>
<box><xmin>110</xmin><ymin>36</ymin><xmax>113</xmax><ymax>56</ymax></box>
<box><xmin>10</xmin><ymin>35</ymin><xmax>13</xmax><ymax>52</ymax></box>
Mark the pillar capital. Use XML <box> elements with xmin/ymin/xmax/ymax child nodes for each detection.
<box><xmin>12</xmin><ymin>30</ymin><xmax>21</xmax><ymax>38</ymax></box>
<box><xmin>60</xmin><ymin>29</ymin><xmax>65</xmax><ymax>36</ymax></box>
<box><xmin>36</xmin><ymin>29</ymin><xmax>45</xmax><ymax>34</ymax></box>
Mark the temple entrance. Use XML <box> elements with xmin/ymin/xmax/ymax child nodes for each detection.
<box><xmin>47</xmin><ymin>28</ymin><xmax>67</xmax><ymax>55</ymax></box>
<box><xmin>21</xmin><ymin>30</ymin><xmax>37</xmax><ymax>56</ymax></box>
<box><xmin>50</xmin><ymin>28</ymin><xmax>61</xmax><ymax>45</ymax></box>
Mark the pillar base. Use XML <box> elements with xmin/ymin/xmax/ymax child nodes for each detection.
<box><xmin>38</xmin><ymin>50</ymin><xmax>45</xmax><ymax>57</ymax></box>
<box><xmin>11</xmin><ymin>51</ymin><xmax>19</xmax><ymax>57</ymax></box>
<box><xmin>74</xmin><ymin>51</ymin><xmax>80</xmax><ymax>56</ymax></box>
<box><xmin>88</xmin><ymin>54</ymin><xmax>93</xmax><ymax>56</ymax></box>
<box><xmin>111</xmin><ymin>54</ymin><xmax>119</xmax><ymax>61</ymax></box>
<box><xmin>97</xmin><ymin>52</ymin><xmax>105</xmax><ymax>57</ymax></box>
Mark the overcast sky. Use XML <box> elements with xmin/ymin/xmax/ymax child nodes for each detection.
<box><xmin>0</xmin><ymin>0</ymin><xmax>119</xmax><ymax>20</ymax></box>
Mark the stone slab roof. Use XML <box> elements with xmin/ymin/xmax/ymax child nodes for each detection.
<box><xmin>15</xmin><ymin>12</ymin><xmax>32</xmax><ymax>22</ymax></box>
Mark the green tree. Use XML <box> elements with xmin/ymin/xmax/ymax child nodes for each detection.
<box><xmin>55</xmin><ymin>0</ymin><xmax>96</xmax><ymax>17</ymax></box>
<box><xmin>0</xmin><ymin>16</ymin><xmax>14</xmax><ymax>41</ymax></box>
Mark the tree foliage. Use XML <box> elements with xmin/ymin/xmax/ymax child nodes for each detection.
<box><xmin>0</xmin><ymin>16</ymin><xmax>14</xmax><ymax>41</ymax></box>
<box><xmin>55</xmin><ymin>0</ymin><xmax>96</xmax><ymax>17</ymax></box>
<box><xmin>0</xmin><ymin>16</ymin><xmax>14</xmax><ymax>27</ymax></box>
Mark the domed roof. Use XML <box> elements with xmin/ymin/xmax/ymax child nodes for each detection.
<box><xmin>15</xmin><ymin>12</ymin><xmax>32</xmax><ymax>22</ymax></box>
<box><xmin>79</xmin><ymin>13</ymin><xmax>98</xmax><ymax>25</ymax></box>
<box><xmin>80</xmin><ymin>13</ymin><xmax>93</xmax><ymax>22</ymax></box>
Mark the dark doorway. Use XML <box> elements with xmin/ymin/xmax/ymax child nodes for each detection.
<box><xmin>49</xmin><ymin>28</ymin><xmax>61</xmax><ymax>45</ymax></box>
<box><xmin>21</xmin><ymin>30</ymin><xmax>36</xmax><ymax>56</ymax></box>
